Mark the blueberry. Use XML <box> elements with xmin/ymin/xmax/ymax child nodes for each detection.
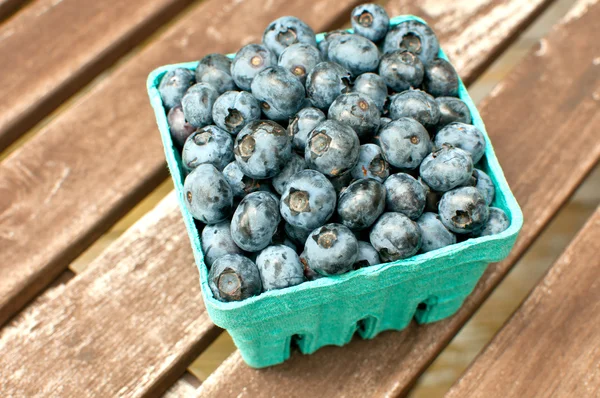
<box><xmin>420</xmin><ymin>144</ymin><xmax>473</xmax><ymax>192</ymax></box>
<box><xmin>256</xmin><ymin>245</ymin><xmax>304</xmax><ymax>290</ymax></box>
<box><xmin>423</xmin><ymin>58</ymin><xmax>459</xmax><ymax>97</ymax></box>
<box><xmin>278</xmin><ymin>43</ymin><xmax>321</xmax><ymax>85</ymax></box>
<box><xmin>201</xmin><ymin>221</ymin><xmax>243</xmax><ymax>268</ymax></box>
<box><xmin>436</xmin><ymin>97</ymin><xmax>472</xmax><ymax>127</ymax></box>
<box><xmin>305</xmin><ymin>120</ymin><xmax>360</xmax><ymax>178</ymax></box>
<box><xmin>300</xmin><ymin>251</ymin><xmax>325</xmax><ymax>281</ymax></box>
<box><xmin>416</xmin><ymin>212</ymin><xmax>456</xmax><ymax>253</ymax></box>
<box><xmin>379</xmin><ymin>116</ymin><xmax>392</xmax><ymax>129</ymax></box>
<box><xmin>285</xmin><ymin>222</ymin><xmax>312</xmax><ymax>247</ymax></box>
<box><xmin>389</xmin><ymin>90</ymin><xmax>440</xmax><ymax>130</ymax></box>
<box><xmin>159</xmin><ymin>68</ymin><xmax>195</xmax><ymax>110</ymax></box>
<box><xmin>384</xmin><ymin>173</ymin><xmax>426</xmax><ymax>220</ymax></box>
<box><xmin>184</xmin><ymin>164</ymin><xmax>233</xmax><ymax>224</ymax></box>
<box><xmin>472</xmin><ymin>169</ymin><xmax>495</xmax><ymax>205</ymax></box>
<box><xmin>383</xmin><ymin>20</ymin><xmax>440</xmax><ymax>65</ymax></box>
<box><xmin>379</xmin><ymin>50</ymin><xmax>424</xmax><ymax>92</ymax></box>
<box><xmin>353</xmin><ymin>241</ymin><xmax>380</xmax><ymax>269</ymax></box>
<box><xmin>222</xmin><ymin>161</ymin><xmax>266</xmax><ymax>198</ymax></box>
<box><xmin>263</xmin><ymin>16</ymin><xmax>316</xmax><ymax>57</ymax></box>
<box><xmin>233</xmin><ymin>120</ymin><xmax>292</xmax><ymax>179</ymax></box>
<box><xmin>369</xmin><ymin>212</ymin><xmax>421</xmax><ymax>261</ymax></box>
<box><xmin>280</xmin><ymin>169</ymin><xmax>336</xmax><ymax>230</ymax></box>
<box><xmin>317</xmin><ymin>29</ymin><xmax>352</xmax><ymax>60</ymax></box>
<box><xmin>251</xmin><ymin>67</ymin><xmax>306</xmax><ymax>121</ymax></box>
<box><xmin>328</xmin><ymin>93</ymin><xmax>380</xmax><ymax>139</ymax></box>
<box><xmin>304</xmin><ymin>223</ymin><xmax>358</xmax><ymax>275</ymax></box>
<box><xmin>181</xmin><ymin>83</ymin><xmax>218</xmax><ymax>128</ymax></box>
<box><xmin>418</xmin><ymin>177</ymin><xmax>443</xmax><ymax>212</ymax></box>
<box><xmin>182</xmin><ymin>125</ymin><xmax>233</xmax><ymax>172</ymax></box>
<box><xmin>231</xmin><ymin>191</ymin><xmax>280</xmax><ymax>251</ymax></box>
<box><xmin>195</xmin><ymin>53</ymin><xmax>236</xmax><ymax>94</ymax></box>
<box><xmin>350</xmin><ymin>143</ymin><xmax>390</xmax><ymax>182</ymax></box>
<box><xmin>231</xmin><ymin>44</ymin><xmax>277</xmax><ymax>91</ymax></box>
<box><xmin>376</xmin><ymin>117</ymin><xmax>431</xmax><ymax>169</ymax></box>
<box><xmin>438</xmin><ymin>186</ymin><xmax>489</xmax><ymax>234</ymax></box>
<box><xmin>327</xmin><ymin>34</ymin><xmax>380</xmax><ymax>77</ymax></box>
<box><xmin>212</xmin><ymin>91</ymin><xmax>261</xmax><ymax>136</ymax></box>
<box><xmin>337</xmin><ymin>179</ymin><xmax>386</xmax><ymax>230</ymax></box>
<box><xmin>352</xmin><ymin>73</ymin><xmax>388</xmax><ymax>112</ymax></box>
<box><xmin>435</xmin><ymin>122</ymin><xmax>486</xmax><ymax>163</ymax></box>
<box><xmin>272</xmin><ymin>153</ymin><xmax>307</xmax><ymax>195</ymax></box>
<box><xmin>288</xmin><ymin>107</ymin><xmax>326</xmax><ymax>152</ymax></box>
<box><xmin>351</xmin><ymin>3</ymin><xmax>390</xmax><ymax>43</ymax></box>
<box><xmin>329</xmin><ymin>172</ymin><xmax>355</xmax><ymax>194</ymax></box>
<box><xmin>167</xmin><ymin>105</ymin><xmax>195</xmax><ymax>147</ymax></box>
<box><xmin>472</xmin><ymin>207</ymin><xmax>509</xmax><ymax>237</ymax></box>
<box><xmin>306</xmin><ymin>62</ymin><xmax>352</xmax><ymax>110</ymax></box>
<box><xmin>208</xmin><ymin>254</ymin><xmax>262</xmax><ymax>302</ymax></box>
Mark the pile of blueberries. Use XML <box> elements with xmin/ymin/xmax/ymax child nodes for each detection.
<box><xmin>158</xmin><ymin>4</ymin><xmax>510</xmax><ymax>303</ymax></box>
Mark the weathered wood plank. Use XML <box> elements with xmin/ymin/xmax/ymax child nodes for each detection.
<box><xmin>162</xmin><ymin>373</ymin><xmax>200</xmax><ymax>398</ymax></box>
<box><xmin>447</xmin><ymin>208</ymin><xmax>600</xmax><ymax>398</ymax></box>
<box><xmin>0</xmin><ymin>2</ymin><xmax>365</xmax><ymax>396</ymax></box>
<box><xmin>195</xmin><ymin>1</ymin><xmax>600</xmax><ymax>396</ymax></box>
<box><xmin>0</xmin><ymin>0</ymin><xmax>25</xmax><ymax>21</ymax></box>
<box><xmin>0</xmin><ymin>194</ymin><xmax>221</xmax><ymax>397</ymax></box>
<box><xmin>0</xmin><ymin>0</ymin><xmax>195</xmax><ymax>152</ymax></box>
<box><xmin>0</xmin><ymin>0</ymin><xmax>363</xmax><ymax>326</ymax></box>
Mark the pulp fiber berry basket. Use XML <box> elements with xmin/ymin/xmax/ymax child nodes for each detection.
<box><xmin>147</xmin><ymin>15</ymin><xmax>523</xmax><ymax>368</ymax></box>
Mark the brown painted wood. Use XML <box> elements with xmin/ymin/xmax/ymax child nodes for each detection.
<box><xmin>446</xmin><ymin>209</ymin><xmax>600</xmax><ymax>398</ymax></box>
<box><xmin>0</xmin><ymin>0</ymin><xmax>195</xmax><ymax>152</ymax></box>
<box><xmin>0</xmin><ymin>194</ymin><xmax>221</xmax><ymax>397</ymax></box>
<box><xmin>194</xmin><ymin>1</ymin><xmax>600</xmax><ymax>396</ymax></box>
<box><xmin>0</xmin><ymin>0</ymin><xmax>364</xmax><ymax>326</ymax></box>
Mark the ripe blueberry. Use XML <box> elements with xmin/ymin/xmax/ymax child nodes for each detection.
<box><xmin>379</xmin><ymin>50</ymin><xmax>424</xmax><ymax>92</ymax></box>
<box><xmin>438</xmin><ymin>186</ymin><xmax>489</xmax><ymax>234</ymax></box>
<box><xmin>280</xmin><ymin>169</ymin><xmax>336</xmax><ymax>231</ymax></box>
<box><xmin>337</xmin><ymin>179</ymin><xmax>386</xmax><ymax>230</ymax></box>
<box><xmin>231</xmin><ymin>44</ymin><xmax>277</xmax><ymax>91</ymax></box>
<box><xmin>353</xmin><ymin>241</ymin><xmax>381</xmax><ymax>269</ymax></box>
<box><xmin>167</xmin><ymin>104</ymin><xmax>195</xmax><ymax>147</ymax></box>
<box><xmin>423</xmin><ymin>58</ymin><xmax>459</xmax><ymax>97</ymax></box>
<box><xmin>195</xmin><ymin>53</ymin><xmax>236</xmax><ymax>94</ymax></box>
<box><xmin>369</xmin><ymin>212</ymin><xmax>422</xmax><ymax>261</ymax></box>
<box><xmin>182</xmin><ymin>125</ymin><xmax>233</xmax><ymax>172</ymax></box>
<box><xmin>230</xmin><ymin>191</ymin><xmax>281</xmax><ymax>252</ymax></box>
<box><xmin>272</xmin><ymin>153</ymin><xmax>307</xmax><ymax>195</ymax></box>
<box><xmin>305</xmin><ymin>120</ymin><xmax>360</xmax><ymax>177</ymax></box>
<box><xmin>383</xmin><ymin>20</ymin><xmax>440</xmax><ymax>65</ymax></box>
<box><xmin>327</xmin><ymin>34</ymin><xmax>380</xmax><ymax>76</ymax></box>
<box><xmin>212</xmin><ymin>91</ymin><xmax>261</xmax><ymax>135</ymax></box>
<box><xmin>159</xmin><ymin>67</ymin><xmax>195</xmax><ymax>110</ymax></box>
<box><xmin>251</xmin><ymin>66</ymin><xmax>306</xmax><ymax>121</ymax></box>
<box><xmin>208</xmin><ymin>254</ymin><xmax>262</xmax><ymax>302</ymax></box>
<box><xmin>376</xmin><ymin>117</ymin><xmax>431</xmax><ymax>169</ymax></box>
<box><xmin>352</xmin><ymin>72</ymin><xmax>388</xmax><ymax>112</ymax></box>
<box><xmin>351</xmin><ymin>3</ymin><xmax>390</xmax><ymax>42</ymax></box>
<box><xmin>472</xmin><ymin>207</ymin><xmax>509</xmax><ymax>237</ymax></box>
<box><xmin>419</xmin><ymin>144</ymin><xmax>473</xmax><ymax>192</ymax></box>
<box><xmin>328</xmin><ymin>93</ymin><xmax>380</xmax><ymax>139</ymax></box>
<box><xmin>184</xmin><ymin>163</ymin><xmax>233</xmax><ymax>224</ymax></box>
<box><xmin>435</xmin><ymin>122</ymin><xmax>486</xmax><ymax>163</ymax></box>
<box><xmin>201</xmin><ymin>221</ymin><xmax>243</xmax><ymax>268</ymax></box>
<box><xmin>436</xmin><ymin>97</ymin><xmax>472</xmax><ymax>127</ymax></box>
<box><xmin>304</xmin><ymin>223</ymin><xmax>359</xmax><ymax>275</ymax></box>
<box><xmin>350</xmin><ymin>143</ymin><xmax>390</xmax><ymax>182</ymax></box>
<box><xmin>416</xmin><ymin>212</ymin><xmax>456</xmax><ymax>252</ymax></box>
<box><xmin>389</xmin><ymin>89</ymin><xmax>440</xmax><ymax>130</ymax></box>
<box><xmin>256</xmin><ymin>245</ymin><xmax>304</xmax><ymax>290</ymax></box>
<box><xmin>278</xmin><ymin>43</ymin><xmax>321</xmax><ymax>84</ymax></box>
<box><xmin>288</xmin><ymin>107</ymin><xmax>326</xmax><ymax>152</ymax></box>
<box><xmin>306</xmin><ymin>62</ymin><xmax>352</xmax><ymax>110</ymax></box>
<box><xmin>383</xmin><ymin>173</ymin><xmax>426</xmax><ymax>220</ymax></box>
<box><xmin>234</xmin><ymin>120</ymin><xmax>292</xmax><ymax>179</ymax></box>
<box><xmin>263</xmin><ymin>16</ymin><xmax>316</xmax><ymax>57</ymax></box>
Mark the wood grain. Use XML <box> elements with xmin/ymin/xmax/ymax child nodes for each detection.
<box><xmin>0</xmin><ymin>0</ymin><xmax>364</xmax><ymax>326</ymax></box>
<box><xmin>0</xmin><ymin>0</ymin><xmax>196</xmax><ymax>152</ymax></box>
<box><xmin>0</xmin><ymin>194</ymin><xmax>221</xmax><ymax>397</ymax></box>
<box><xmin>0</xmin><ymin>2</ymin><xmax>365</xmax><ymax>396</ymax></box>
<box><xmin>162</xmin><ymin>373</ymin><xmax>200</xmax><ymax>398</ymax></box>
<box><xmin>195</xmin><ymin>1</ymin><xmax>600</xmax><ymax>396</ymax></box>
<box><xmin>446</xmin><ymin>209</ymin><xmax>600</xmax><ymax>398</ymax></box>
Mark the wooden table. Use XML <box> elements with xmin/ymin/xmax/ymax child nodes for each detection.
<box><xmin>0</xmin><ymin>0</ymin><xmax>598</xmax><ymax>396</ymax></box>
